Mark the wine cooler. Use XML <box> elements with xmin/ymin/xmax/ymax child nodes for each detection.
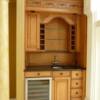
<box><xmin>25</xmin><ymin>78</ymin><xmax>52</xmax><ymax>100</ymax></box>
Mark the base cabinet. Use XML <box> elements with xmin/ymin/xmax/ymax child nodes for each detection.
<box><xmin>25</xmin><ymin>70</ymin><xmax>86</xmax><ymax>100</ymax></box>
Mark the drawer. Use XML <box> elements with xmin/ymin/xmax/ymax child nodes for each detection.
<box><xmin>71</xmin><ymin>97</ymin><xmax>82</xmax><ymax>100</ymax></box>
<box><xmin>71</xmin><ymin>80</ymin><xmax>82</xmax><ymax>88</ymax></box>
<box><xmin>25</xmin><ymin>71</ymin><xmax>51</xmax><ymax>77</ymax></box>
<box><xmin>53</xmin><ymin>71</ymin><xmax>70</xmax><ymax>77</ymax></box>
<box><xmin>71</xmin><ymin>89</ymin><xmax>82</xmax><ymax>97</ymax></box>
<box><xmin>72</xmin><ymin>71</ymin><xmax>82</xmax><ymax>79</ymax></box>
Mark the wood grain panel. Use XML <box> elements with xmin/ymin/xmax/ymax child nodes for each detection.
<box><xmin>72</xmin><ymin>71</ymin><xmax>82</xmax><ymax>79</ymax></box>
<box><xmin>25</xmin><ymin>12</ymin><xmax>40</xmax><ymax>51</ymax></box>
<box><xmin>71</xmin><ymin>80</ymin><xmax>82</xmax><ymax>88</ymax></box>
<box><xmin>25</xmin><ymin>71</ymin><xmax>51</xmax><ymax>77</ymax></box>
<box><xmin>25</xmin><ymin>0</ymin><xmax>83</xmax><ymax>14</ymax></box>
<box><xmin>54</xmin><ymin>77</ymin><xmax>70</xmax><ymax>100</ymax></box>
<box><xmin>53</xmin><ymin>71</ymin><xmax>70</xmax><ymax>77</ymax></box>
<box><xmin>71</xmin><ymin>89</ymin><xmax>82</xmax><ymax>97</ymax></box>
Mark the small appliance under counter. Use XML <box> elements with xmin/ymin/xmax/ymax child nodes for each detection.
<box><xmin>25</xmin><ymin>77</ymin><xmax>52</xmax><ymax>100</ymax></box>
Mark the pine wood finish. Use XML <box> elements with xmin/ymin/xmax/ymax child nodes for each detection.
<box><xmin>45</xmin><ymin>18</ymin><xmax>68</xmax><ymax>51</ymax></box>
<box><xmin>76</xmin><ymin>15</ymin><xmax>87</xmax><ymax>68</ymax></box>
<box><xmin>25</xmin><ymin>0</ymin><xmax>83</xmax><ymax>14</ymax></box>
<box><xmin>71</xmin><ymin>71</ymin><xmax>85</xmax><ymax>100</ymax></box>
<box><xmin>71</xmin><ymin>80</ymin><xmax>82</xmax><ymax>88</ymax></box>
<box><xmin>25</xmin><ymin>13</ymin><xmax>87</xmax><ymax>67</ymax></box>
<box><xmin>25</xmin><ymin>12</ymin><xmax>40</xmax><ymax>51</ymax></box>
<box><xmin>54</xmin><ymin>77</ymin><xmax>70</xmax><ymax>100</ymax></box>
<box><xmin>25</xmin><ymin>71</ymin><xmax>51</xmax><ymax>77</ymax></box>
<box><xmin>25</xmin><ymin>70</ymin><xmax>86</xmax><ymax>100</ymax></box>
<box><xmin>24</xmin><ymin>0</ymin><xmax>87</xmax><ymax>100</ymax></box>
<box><xmin>71</xmin><ymin>89</ymin><xmax>82</xmax><ymax>97</ymax></box>
<box><xmin>53</xmin><ymin>71</ymin><xmax>70</xmax><ymax>77</ymax></box>
<box><xmin>72</xmin><ymin>71</ymin><xmax>83</xmax><ymax>79</ymax></box>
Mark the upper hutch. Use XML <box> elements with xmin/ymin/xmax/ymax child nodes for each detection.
<box><xmin>25</xmin><ymin>0</ymin><xmax>87</xmax><ymax>68</ymax></box>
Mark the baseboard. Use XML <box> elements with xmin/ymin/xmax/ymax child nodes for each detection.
<box><xmin>10</xmin><ymin>98</ymin><xmax>16</xmax><ymax>100</ymax></box>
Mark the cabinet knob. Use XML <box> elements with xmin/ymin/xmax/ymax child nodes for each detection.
<box><xmin>75</xmin><ymin>91</ymin><xmax>79</xmax><ymax>94</ymax></box>
<box><xmin>60</xmin><ymin>73</ymin><xmax>63</xmax><ymax>75</ymax></box>
<box><xmin>76</xmin><ymin>73</ymin><xmax>79</xmax><ymax>76</ymax></box>
<box><xmin>37</xmin><ymin>73</ymin><xmax>40</xmax><ymax>76</ymax></box>
<box><xmin>76</xmin><ymin>82</ymin><xmax>78</xmax><ymax>85</ymax></box>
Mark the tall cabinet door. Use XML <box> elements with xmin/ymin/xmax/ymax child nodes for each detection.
<box><xmin>54</xmin><ymin>78</ymin><xmax>70</xmax><ymax>100</ymax></box>
<box><xmin>76</xmin><ymin>15</ymin><xmax>87</xmax><ymax>68</ymax></box>
<box><xmin>25</xmin><ymin>12</ymin><xmax>40</xmax><ymax>51</ymax></box>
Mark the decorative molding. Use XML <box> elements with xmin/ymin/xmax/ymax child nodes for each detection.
<box><xmin>25</xmin><ymin>0</ymin><xmax>83</xmax><ymax>14</ymax></box>
<box><xmin>43</xmin><ymin>15</ymin><xmax>75</xmax><ymax>25</ymax></box>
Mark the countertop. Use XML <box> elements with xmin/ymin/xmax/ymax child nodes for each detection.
<box><xmin>24</xmin><ymin>65</ymin><xmax>86</xmax><ymax>72</ymax></box>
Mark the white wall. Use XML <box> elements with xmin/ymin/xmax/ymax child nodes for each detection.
<box><xmin>95</xmin><ymin>21</ymin><xmax>100</xmax><ymax>100</ymax></box>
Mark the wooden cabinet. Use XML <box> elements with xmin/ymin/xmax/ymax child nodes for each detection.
<box><xmin>53</xmin><ymin>77</ymin><xmax>70</xmax><ymax>100</ymax></box>
<box><xmin>25</xmin><ymin>70</ymin><xmax>86</xmax><ymax>100</ymax></box>
<box><xmin>25</xmin><ymin>12</ymin><xmax>40</xmax><ymax>51</ymax></box>
<box><xmin>71</xmin><ymin>71</ymin><xmax>86</xmax><ymax>100</ymax></box>
<box><xmin>24</xmin><ymin>0</ymin><xmax>87</xmax><ymax>99</ymax></box>
<box><xmin>53</xmin><ymin>71</ymin><xmax>71</xmax><ymax>100</ymax></box>
<box><xmin>75</xmin><ymin>15</ymin><xmax>87</xmax><ymax>68</ymax></box>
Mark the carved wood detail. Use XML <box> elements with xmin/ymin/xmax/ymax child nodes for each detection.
<box><xmin>25</xmin><ymin>0</ymin><xmax>83</xmax><ymax>14</ymax></box>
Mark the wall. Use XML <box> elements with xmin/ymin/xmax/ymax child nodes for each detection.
<box><xmin>84</xmin><ymin>0</ymin><xmax>97</xmax><ymax>100</ymax></box>
<box><xmin>9</xmin><ymin>0</ymin><xmax>16</xmax><ymax>98</ymax></box>
<box><xmin>95</xmin><ymin>21</ymin><xmax>100</xmax><ymax>100</ymax></box>
<box><xmin>0</xmin><ymin>0</ymin><xmax>9</xmax><ymax>100</ymax></box>
<box><xmin>84</xmin><ymin>0</ymin><xmax>100</xmax><ymax>100</ymax></box>
<box><xmin>16</xmin><ymin>0</ymin><xmax>25</xmax><ymax>100</ymax></box>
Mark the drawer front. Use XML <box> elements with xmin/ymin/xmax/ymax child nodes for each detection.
<box><xmin>25</xmin><ymin>71</ymin><xmax>51</xmax><ymax>77</ymax></box>
<box><xmin>71</xmin><ymin>80</ymin><xmax>82</xmax><ymax>88</ymax></box>
<box><xmin>53</xmin><ymin>71</ymin><xmax>70</xmax><ymax>77</ymax></box>
<box><xmin>71</xmin><ymin>89</ymin><xmax>82</xmax><ymax>97</ymax></box>
<box><xmin>72</xmin><ymin>71</ymin><xmax>82</xmax><ymax>79</ymax></box>
<box><xmin>25</xmin><ymin>72</ymin><xmax>37</xmax><ymax>77</ymax></box>
<box><xmin>71</xmin><ymin>98</ymin><xmax>82</xmax><ymax>100</ymax></box>
<box><xmin>36</xmin><ymin>71</ymin><xmax>51</xmax><ymax>77</ymax></box>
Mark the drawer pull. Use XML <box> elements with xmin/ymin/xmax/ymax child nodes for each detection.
<box><xmin>37</xmin><ymin>73</ymin><xmax>40</xmax><ymax>76</ymax></box>
<box><xmin>60</xmin><ymin>73</ymin><xmax>63</xmax><ymax>75</ymax></box>
<box><xmin>76</xmin><ymin>73</ymin><xmax>79</xmax><ymax>76</ymax></box>
<box><xmin>75</xmin><ymin>91</ymin><xmax>79</xmax><ymax>94</ymax></box>
<box><xmin>76</xmin><ymin>82</ymin><xmax>78</xmax><ymax>85</ymax></box>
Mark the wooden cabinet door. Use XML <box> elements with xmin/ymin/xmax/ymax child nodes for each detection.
<box><xmin>54</xmin><ymin>77</ymin><xmax>70</xmax><ymax>100</ymax></box>
<box><xmin>25</xmin><ymin>12</ymin><xmax>40</xmax><ymax>51</ymax></box>
<box><xmin>76</xmin><ymin>15</ymin><xmax>87</xmax><ymax>68</ymax></box>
